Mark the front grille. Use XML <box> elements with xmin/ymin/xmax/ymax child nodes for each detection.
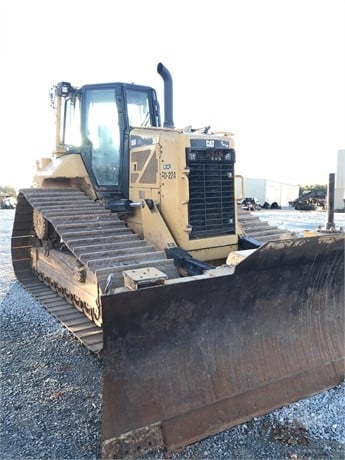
<box><xmin>186</xmin><ymin>148</ymin><xmax>236</xmax><ymax>239</ymax></box>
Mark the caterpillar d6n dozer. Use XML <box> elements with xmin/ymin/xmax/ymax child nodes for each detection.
<box><xmin>12</xmin><ymin>63</ymin><xmax>344</xmax><ymax>458</ymax></box>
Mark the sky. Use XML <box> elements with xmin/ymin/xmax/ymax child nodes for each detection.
<box><xmin>0</xmin><ymin>0</ymin><xmax>344</xmax><ymax>190</ymax></box>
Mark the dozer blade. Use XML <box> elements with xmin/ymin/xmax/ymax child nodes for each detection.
<box><xmin>101</xmin><ymin>235</ymin><xmax>344</xmax><ymax>458</ymax></box>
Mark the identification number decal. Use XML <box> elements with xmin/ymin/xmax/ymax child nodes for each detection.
<box><xmin>162</xmin><ymin>171</ymin><xmax>176</xmax><ymax>180</ymax></box>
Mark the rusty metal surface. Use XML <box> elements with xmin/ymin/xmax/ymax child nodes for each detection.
<box><xmin>102</xmin><ymin>234</ymin><xmax>345</xmax><ymax>457</ymax></box>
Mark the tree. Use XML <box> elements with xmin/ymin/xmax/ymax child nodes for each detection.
<box><xmin>298</xmin><ymin>184</ymin><xmax>327</xmax><ymax>196</ymax></box>
<box><xmin>0</xmin><ymin>185</ymin><xmax>17</xmax><ymax>197</ymax></box>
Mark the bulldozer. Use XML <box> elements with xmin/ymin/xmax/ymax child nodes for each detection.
<box><xmin>11</xmin><ymin>63</ymin><xmax>344</xmax><ymax>458</ymax></box>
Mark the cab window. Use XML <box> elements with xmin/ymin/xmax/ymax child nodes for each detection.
<box><xmin>85</xmin><ymin>88</ymin><xmax>120</xmax><ymax>186</ymax></box>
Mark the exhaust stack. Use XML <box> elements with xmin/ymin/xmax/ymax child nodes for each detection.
<box><xmin>157</xmin><ymin>63</ymin><xmax>174</xmax><ymax>128</ymax></box>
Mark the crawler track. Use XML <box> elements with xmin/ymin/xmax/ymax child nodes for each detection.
<box><xmin>11</xmin><ymin>188</ymin><xmax>178</xmax><ymax>354</ymax></box>
<box><xmin>237</xmin><ymin>207</ymin><xmax>294</xmax><ymax>241</ymax></box>
<box><xmin>15</xmin><ymin>276</ymin><xmax>104</xmax><ymax>354</ymax></box>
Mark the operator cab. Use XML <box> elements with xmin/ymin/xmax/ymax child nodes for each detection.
<box><xmin>54</xmin><ymin>81</ymin><xmax>161</xmax><ymax>197</ymax></box>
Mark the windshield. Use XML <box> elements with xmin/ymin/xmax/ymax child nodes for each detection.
<box><xmin>85</xmin><ymin>88</ymin><xmax>120</xmax><ymax>186</ymax></box>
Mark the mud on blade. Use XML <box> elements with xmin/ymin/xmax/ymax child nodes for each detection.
<box><xmin>101</xmin><ymin>235</ymin><xmax>345</xmax><ymax>458</ymax></box>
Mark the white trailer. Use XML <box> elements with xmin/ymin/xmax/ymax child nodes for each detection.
<box><xmin>241</xmin><ymin>178</ymin><xmax>299</xmax><ymax>207</ymax></box>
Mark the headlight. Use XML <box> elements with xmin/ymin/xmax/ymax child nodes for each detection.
<box><xmin>187</xmin><ymin>152</ymin><xmax>197</xmax><ymax>161</ymax></box>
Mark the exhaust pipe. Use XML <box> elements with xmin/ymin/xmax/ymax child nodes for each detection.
<box><xmin>157</xmin><ymin>63</ymin><xmax>174</xmax><ymax>128</ymax></box>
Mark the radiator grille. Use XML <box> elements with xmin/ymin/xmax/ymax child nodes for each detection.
<box><xmin>186</xmin><ymin>148</ymin><xmax>236</xmax><ymax>239</ymax></box>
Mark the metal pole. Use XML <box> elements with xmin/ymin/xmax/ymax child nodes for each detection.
<box><xmin>327</xmin><ymin>173</ymin><xmax>335</xmax><ymax>229</ymax></box>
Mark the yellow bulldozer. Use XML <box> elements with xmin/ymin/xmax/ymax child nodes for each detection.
<box><xmin>11</xmin><ymin>63</ymin><xmax>344</xmax><ymax>458</ymax></box>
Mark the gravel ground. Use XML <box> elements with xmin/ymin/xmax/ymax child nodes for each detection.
<box><xmin>1</xmin><ymin>209</ymin><xmax>344</xmax><ymax>459</ymax></box>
